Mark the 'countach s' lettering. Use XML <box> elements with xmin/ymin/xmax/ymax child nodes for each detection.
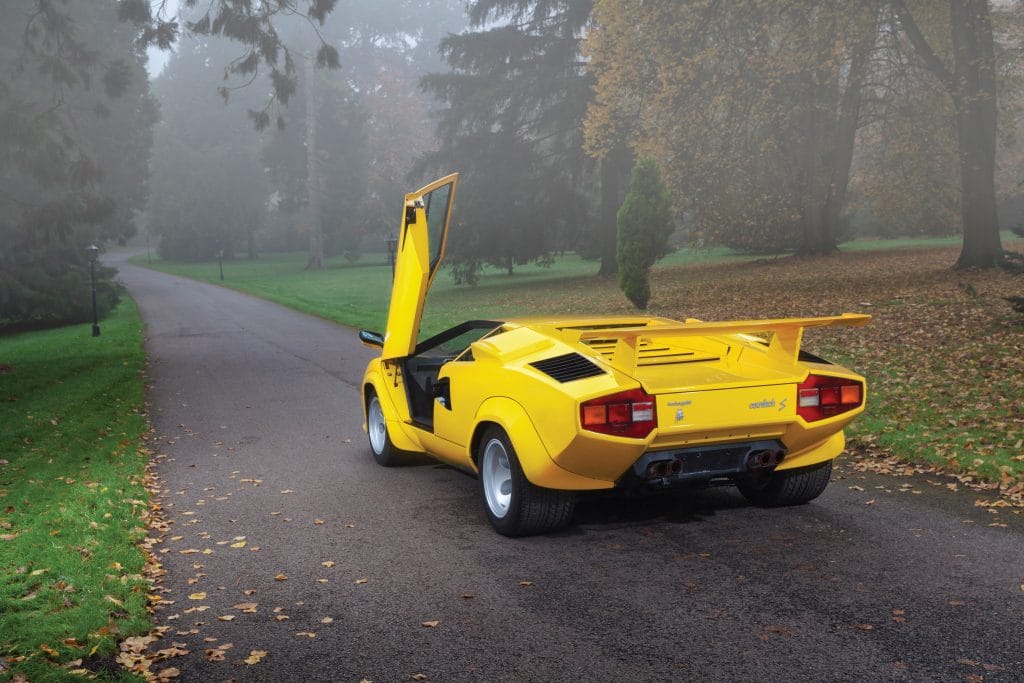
<box><xmin>359</xmin><ymin>173</ymin><xmax>870</xmax><ymax>536</ymax></box>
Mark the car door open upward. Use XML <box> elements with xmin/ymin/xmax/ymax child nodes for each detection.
<box><xmin>381</xmin><ymin>173</ymin><xmax>458</xmax><ymax>360</ymax></box>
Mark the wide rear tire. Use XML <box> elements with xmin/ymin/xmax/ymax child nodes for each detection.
<box><xmin>366</xmin><ymin>389</ymin><xmax>409</xmax><ymax>467</ymax></box>
<box><xmin>737</xmin><ymin>460</ymin><xmax>833</xmax><ymax>507</ymax></box>
<box><xmin>478</xmin><ymin>426</ymin><xmax>575</xmax><ymax>537</ymax></box>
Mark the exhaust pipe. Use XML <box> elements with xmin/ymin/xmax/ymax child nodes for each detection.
<box><xmin>746</xmin><ymin>450</ymin><xmax>782</xmax><ymax>470</ymax></box>
<box><xmin>646</xmin><ymin>460</ymin><xmax>675</xmax><ymax>479</ymax></box>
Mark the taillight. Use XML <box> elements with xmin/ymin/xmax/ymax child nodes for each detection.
<box><xmin>797</xmin><ymin>374</ymin><xmax>863</xmax><ymax>422</ymax></box>
<box><xmin>580</xmin><ymin>388</ymin><xmax>657</xmax><ymax>439</ymax></box>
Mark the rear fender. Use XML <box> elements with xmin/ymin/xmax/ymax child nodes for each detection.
<box><xmin>472</xmin><ymin>397</ymin><xmax>612</xmax><ymax>491</ymax></box>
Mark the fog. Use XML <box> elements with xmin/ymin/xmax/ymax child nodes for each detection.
<box><xmin>2</xmin><ymin>0</ymin><xmax>1022</xmax><ymax>330</ymax></box>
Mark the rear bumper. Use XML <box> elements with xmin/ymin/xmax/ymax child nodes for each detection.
<box><xmin>617</xmin><ymin>439</ymin><xmax>786</xmax><ymax>489</ymax></box>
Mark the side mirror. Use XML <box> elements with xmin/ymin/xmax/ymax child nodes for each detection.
<box><xmin>358</xmin><ymin>330</ymin><xmax>384</xmax><ymax>348</ymax></box>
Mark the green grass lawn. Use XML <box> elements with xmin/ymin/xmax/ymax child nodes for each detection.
<box><xmin>135</xmin><ymin>233</ymin><xmax>1024</xmax><ymax>494</ymax></box>
<box><xmin>0</xmin><ymin>301</ymin><xmax>151</xmax><ymax>681</ymax></box>
<box><xmin>133</xmin><ymin>246</ymin><xmax>755</xmax><ymax>338</ymax></box>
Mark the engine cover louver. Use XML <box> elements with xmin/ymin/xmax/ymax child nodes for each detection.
<box><xmin>530</xmin><ymin>353</ymin><xmax>606</xmax><ymax>383</ymax></box>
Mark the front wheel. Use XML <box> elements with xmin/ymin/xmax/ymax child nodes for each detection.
<box><xmin>478</xmin><ymin>426</ymin><xmax>575</xmax><ymax>537</ymax></box>
<box><xmin>366</xmin><ymin>389</ymin><xmax>408</xmax><ymax>467</ymax></box>
<box><xmin>736</xmin><ymin>460</ymin><xmax>833</xmax><ymax>507</ymax></box>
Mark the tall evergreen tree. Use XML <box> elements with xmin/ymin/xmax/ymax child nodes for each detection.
<box><xmin>0</xmin><ymin>0</ymin><xmax>155</xmax><ymax>331</ymax></box>
<box><xmin>416</xmin><ymin>0</ymin><xmax>603</xmax><ymax>282</ymax></box>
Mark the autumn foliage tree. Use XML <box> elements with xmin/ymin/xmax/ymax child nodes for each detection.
<box><xmin>585</xmin><ymin>0</ymin><xmax>881</xmax><ymax>256</ymax></box>
<box><xmin>616</xmin><ymin>159</ymin><xmax>674</xmax><ymax>309</ymax></box>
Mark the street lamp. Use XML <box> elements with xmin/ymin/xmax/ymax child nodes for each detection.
<box><xmin>87</xmin><ymin>244</ymin><xmax>100</xmax><ymax>337</ymax></box>
<box><xmin>217</xmin><ymin>249</ymin><xmax>225</xmax><ymax>281</ymax></box>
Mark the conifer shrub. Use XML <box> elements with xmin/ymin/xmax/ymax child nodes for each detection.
<box><xmin>616</xmin><ymin>158</ymin><xmax>674</xmax><ymax>309</ymax></box>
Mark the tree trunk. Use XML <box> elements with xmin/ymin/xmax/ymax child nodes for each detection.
<box><xmin>797</xmin><ymin>82</ymin><xmax>829</xmax><ymax>255</ymax></box>
<box><xmin>598</xmin><ymin>143</ymin><xmax>631</xmax><ymax>276</ymax></box>
<box><xmin>950</xmin><ymin>0</ymin><xmax>1001</xmax><ymax>268</ymax></box>
<box><xmin>304</xmin><ymin>56</ymin><xmax>324</xmax><ymax>271</ymax></box>
<box><xmin>821</xmin><ymin>18</ymin><xmax>875</xmax><ymax>251</ymax></box>
<box><xmin>894</xmin><ymin>0</ymin><xmax>1002</xmax><ymax>268</ymax></box>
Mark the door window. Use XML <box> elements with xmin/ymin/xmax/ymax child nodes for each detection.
<box><xmin>424</xmin><ymin>182</ymin><xmax>452</xmax><ymax>277</ymax></box>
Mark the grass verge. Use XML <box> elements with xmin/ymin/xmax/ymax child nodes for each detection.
<box><xmin>135</xmin><ymin>236</ymin><xmax>1024</xmax><ymax>495</ymax></box>
<box><xmin>0</xmin><ymin>300</ymin><xmax>151</xmax><ymax>681</ymax></box>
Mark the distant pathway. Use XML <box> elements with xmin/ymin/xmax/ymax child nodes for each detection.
<box><xmin>114</xmin><ymin>255</ymin><xmax>1024</xmax><ymax>682</ymax></box>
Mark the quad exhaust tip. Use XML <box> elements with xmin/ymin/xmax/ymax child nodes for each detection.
<box><xmin>746</xmin><ymin>449</ymin><xmax>784</xmax><ymax>469</ymax></box>
<box><xmin>646</xmin><ymin>459</ymin><xmax>684</xmax><ymax>479</ymax></box>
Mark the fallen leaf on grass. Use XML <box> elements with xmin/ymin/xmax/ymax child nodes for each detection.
<box><xmin>104</xmin><ymin>595</ymin><xmax>124</xmax><ymax>607</ymax></box>
<box><xmin>245</xmin><ymin>650</ymin><xmax>268</xmax><ymax>665</ymax></box>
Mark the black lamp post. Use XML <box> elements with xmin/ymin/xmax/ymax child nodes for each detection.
<box><xmin>217</xmin><ymin>249</ymin><xmax>225</xmax><ymax>281</ymax></box>
<box><xmin>386</xmin><ymin>238</ymin><xmax>398</xmax><ymax>278</ymax></box>
<box><xmin>87</xmin><ymin>243</ymin><xmax>100</xmax><ymax>337</ymax></box>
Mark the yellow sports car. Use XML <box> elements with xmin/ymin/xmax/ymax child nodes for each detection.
<box><xmin>360</xmin><ymin>174</ymin><xmax>870</xmax><ymax>536</ymax></box>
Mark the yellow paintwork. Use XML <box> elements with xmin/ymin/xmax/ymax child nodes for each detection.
<box><xmin>361</xmin><ymin>175</ymin><xmax>870</xmax><ymax>492</ymax></box>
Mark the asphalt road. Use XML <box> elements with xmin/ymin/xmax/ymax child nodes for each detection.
<box><xmin>115</xmin><ymin>257</ymin><xmax>1024</xmax><ymax>682</ymax></box>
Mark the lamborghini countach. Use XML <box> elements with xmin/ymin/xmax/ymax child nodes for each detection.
<box><xmin>360</xmin><ymin>173</ymin><xmax>870</xmax><ymax>536</ymax></box>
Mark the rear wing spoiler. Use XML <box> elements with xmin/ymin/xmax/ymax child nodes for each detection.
<box><xmin>563</xmin><ymin>313</ymin><xmax>871</xmax><ymax>373</ymax></box>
